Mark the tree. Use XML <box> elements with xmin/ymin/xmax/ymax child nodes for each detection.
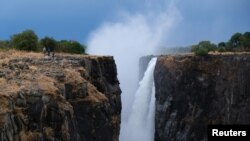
<box><xmin>241</xmin><ymin>32</ymin><xmax>250</xmax><ymax>48</ymax></box>
<box><xmin>40</xmin><ymin>36</ymin><xmax>57</xmax><ymax>51</ymax></box>
<box><xmin>229</xmin><ymin>32</ymin><xmax>242</xmax><ymax>47</ymax></box>
<box><xmin>191</xmin><ymin>41</ymin><xmax>217</xmax><ymax>55</ymax></box>
<box><xmin>68</xmin><ymin>41</ymin><xmax>85</xmax><ymax>54</ymax></box>
<box><xmin>198</xmin><ymin>41</ymin><xmax>217</xmax><ymax>51</ymax></box>
<box><xmin>10</xmin><ymin>29</ymin><xmax>39</xmax><ymax>51</ymax></box>
<box><xmin>243</xmin><ymin>32</ymin><xmax>250</xmax><ymax>38</ymax></box>
<box><xmin>218</xmin><ymin>42</ymin><xmax>226</xmax><ymax>47</ymax></box>
<box><xmin>57</xmin><ymin>40</ymin><xmax>85</xmax><ymax>54</ymax></box>
<box><xmin>0</xmin><ymin>40</ymin><xmax>10</xmax><ymax>49</ymax></box>
<box><xmin>195</xmin><ymin>46</ymin><xmax>209</xmax><ymax>56</ymax></box>
<box><xmin>217</xmin><ymin>42</ymin><xmax>226</xmax><ymax>52</ymax></box>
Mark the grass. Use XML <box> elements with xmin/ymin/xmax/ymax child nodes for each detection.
<box><xmin>36</xmin><ymin>75</ymin><xmax>58</xmax><ymax>95</ymax></box>
<box><xmin>0</xmin><ymin>78</ymin><xmax>20</xmax><ymax>96</ymax></box>
<box><xmin>0</xmin><ymin>49</ymin><xmax>43</xmax><ymax>59</ymax></box>
<box><xmin>64</xmin><ymin>68</ymin><xmax>85</xmax><ymax>84</ymax></box>
<box><xmin>0</xmin><ymin>49</ymin><xmax>114</xmax><ymax>141</ymax></box>
<box><xmin>84</xmin><ymin>82</ymin><xmax>108</xmax><ymax>103</ymax></box>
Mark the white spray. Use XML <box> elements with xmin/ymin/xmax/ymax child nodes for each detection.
<box><xmin>87</xmin><ymin>1</ymin><xmax>181</xmax><ymax>141</ymax></box>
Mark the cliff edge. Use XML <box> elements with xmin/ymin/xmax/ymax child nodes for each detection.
<box><xmin>154</xmin><ymin>54</ymin><xmax>250</xmax><ymax>141</ymax></box>
<box><xmin>0</xmin><ymin>51</ymin><xmax>121</xmax><ymax>141</ymax></box>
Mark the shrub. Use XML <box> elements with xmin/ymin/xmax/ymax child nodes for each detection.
<box><xmin>218</xmin><ymin>47</ymin><xmax>226</xmax><ymax>52</ymax></box>
<box><xmin>195</xmin><ymin>47</ymin><xmax>208</xmax><ymax>56</ymax></box>
<box><xmin>192</xmin><ymin>41</ymin><xmax>216</xmax><ymax>55</ymax></box>
<box><xmin>40</xmin><ymin>36</ymin><xmax>57</xmax><ymax>51</ymax></box>
<box><xmin>57</xmin><ymin>40</ymin><xmax>85</xmax><ymax>54</ymax></box>
<box><xmin>0</xmin><ymin>40</ymin><xmax>10</xmax><ymax>49</ymax></box>
<box><xmin>10</xmin><ymin>29</ymin><xmax>39</xmax><ymax>51</ymax></box>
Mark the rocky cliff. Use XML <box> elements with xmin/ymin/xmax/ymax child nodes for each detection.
<box><xmin>154</xmin><ymin>54</ymin><xmax>250</xmax><ymax>141</ymax></box>
<box><xmin>0</xmin><ymin>51</ymin><xmax>121</xmax><ymax>141</ymax></box>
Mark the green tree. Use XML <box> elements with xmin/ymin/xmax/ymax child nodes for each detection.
<box><xmin>229</xmin><ymin>32</ymin><xmax>242</xmax><ymax>47</ymax></box>
<box><xmin>191</xmin><ymin>41</ymin><xmax>217</xmax><ymax>55</ymax></box>
<box><xmin>218</xmin><ymin>42</ymin><xmax>226</xmax><ymax>52</ymax></box>
<box><xmin>195</xmin><ymin>46</ymin><xmax>209</xmax><ymax>56</ymax></box>
<box><xmin>57</xmin><ymin>40</ymin><xmax>85</xmax><ymax>54</ymax></box>
<box><xmin>0</xmin><ymin>40</ymin><xmax>10</xmax><ymax>49</ymax></box>
<box><xmin>68</xmin><ymin>41</ymin><xmax>85</xmax><ymax>54</ymax></box>
<box><xmin>10</xmin><ymin>29</ymin><xmax>38</xmax><ymax>51</ymax></box>
<box><xmin>40</xmin><ymin>36</ymin><xmax>57</xmax><ymax>51</ymax></box>
<box><xmin>198</xmin><ymin>41</ymin><xmax>217</xmax><ymax>51</ymax></box>
<box><xmin>57</xmin><ymin>40</ymin><xmax>69</xmax><ymax>52</ymax></box>
<box><xmin>218</xmin><ymin>42</ymin><xmax>226</xmax><ymax>47</ymax></box>
<box><xmin>241</xmin><ymin>32</ymin><xmax>250</xmax><ymax>48</ymax></box>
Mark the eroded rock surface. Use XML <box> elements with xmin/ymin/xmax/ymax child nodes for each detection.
<box><xmin>154</xmin><ymin>54</ymin><xmax>250</xmax><ymax>141</ymax></box>
<box><xmin>0</xmin><ymin>52</ymin><xmax>121</xmax><ymax>141</ymax></box>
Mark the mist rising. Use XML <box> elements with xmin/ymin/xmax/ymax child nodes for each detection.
<box><xmin>87</xmin><ymin>0</ymin><xmax>181</xmax><ymax>140</ymax></box>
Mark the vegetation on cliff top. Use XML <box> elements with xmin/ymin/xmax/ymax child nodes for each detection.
<box><xmin>1</xmin><ymin>29</ymin><xmax>249</xmax><ymax>56</ymax></box>
<box><xmin>0</xmin><ymin>29</ymin><xmax>86</xmax><ymax>54</ymax></box>
<box><xmin>192</xmin><ymin>32</ymin><xmax>250</xmax><ymax>56</ymax></box>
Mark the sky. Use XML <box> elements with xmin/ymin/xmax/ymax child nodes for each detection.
<box><xmin>0</xmin><ymin>0</ymin><xmax>249</xmax><ymax>46</ymax></box>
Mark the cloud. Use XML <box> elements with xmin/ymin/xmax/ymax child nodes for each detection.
<box><xmin>1</xmin><ymin>0</ymin><xmax>249</xmax><ymax>43</ymax></box>
<box><xmin>167</xmin><ymin>0</ymin><xmax>250</xmax><ymax>46</ymax></box>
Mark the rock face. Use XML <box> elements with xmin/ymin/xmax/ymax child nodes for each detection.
<box><xmin>154</xmin><ymin>54</ymin><xmax>250</xmax><ymax>141</ymax></box>
<box><xmin>0</xmin><ymin>52</ymin><xmax>121</xmax><ymax>141</ymax></box>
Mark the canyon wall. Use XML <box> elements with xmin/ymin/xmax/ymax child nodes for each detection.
<box><xmin>154</xmin><ymin>54</ymin><xmax>250</xmax><ymax>141</ymax></box>
<box><xmin>0</xmin><ymin>53</ymin><xmax>121</xmax><ymax>141</ymax></box>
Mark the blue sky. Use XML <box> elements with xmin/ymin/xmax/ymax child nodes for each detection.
<box><xmin>0</xmin><ymin>0</ymin><xmax>249</xmax><ymax>46</ymax></box>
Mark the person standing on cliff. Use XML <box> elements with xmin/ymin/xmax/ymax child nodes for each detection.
<box><xmin>46</xmin><ymin>46</ymin><xmax>50</xmax><ymax>56</ymax></box>
<box><xmin>50</xmin><ymin>45</ymin><xmax>55</xmax><ymax>58</ymax></box>
<box><xmin>43</xmin><ymin>47</ymin><xmax>46</xmax><ymax>56</ymax></box>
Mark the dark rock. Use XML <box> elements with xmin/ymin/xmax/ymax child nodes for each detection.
<box><xmin>154</xmin><ymin>54</ymin><xmax>250</xmax><ymax>141</ymax></box>
<box><xmin>0</xmin><ymin>53</ymin><xmax>121</xmax><ymax>141</ymax></box>
<box><xmin>0</xmin><ymin>71</ymin><xmax>5</xmax><ymax>77</ymax></box>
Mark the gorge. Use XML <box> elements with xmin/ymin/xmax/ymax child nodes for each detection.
<box><xmin>1</xmin><ymin>51</ymin><xmax>250</xmax><ymax>141</ymax></box>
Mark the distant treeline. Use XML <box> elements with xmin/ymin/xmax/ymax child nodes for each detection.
<box><xmin>0</xmin><ymin>29</ymin><xmax>86</xmax><ymax>54</ymax></box>
<box><xmin>155</xmin><ymin>46</ymin><xmax>191</xmax><ymax>55</ymax></box>
<box><xmin>191</xmin><ymin>32</ymin><xmax>250</xmax><ymax>55</ymax></box>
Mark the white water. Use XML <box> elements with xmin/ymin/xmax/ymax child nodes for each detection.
<box><xmin>119</xmin><ymin>57</ymin><xmax>157</xmax><ymax>141</ymax></box>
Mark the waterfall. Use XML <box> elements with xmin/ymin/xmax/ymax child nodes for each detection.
<box><xmin>120</xmin><ymin>57</ymin><xmax>157</xmax><ymax>141</ymax></box>
<box><xmin>86</xmin><ymin>2</ymin><xmax>181</xmax><ymax>140</ymax></box>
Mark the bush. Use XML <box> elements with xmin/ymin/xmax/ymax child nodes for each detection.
<box><xmin>218</xmin><ymin>47</ymin><xmax>226</xmax><ymax>52</ymax></box>
<box><xmin>229</xmin><ymin>33</ymin><xmax>242</xmax><ymax>47</ymax></box>
<box><xmin>57</xmin><ymin>40</ymin><xmax>85</xmax><ymax>54</ymax></box>
<box><xmin>10</xmin><ymin>29</ymin><xmax>39</xmax><ymax>51</ymax></box>
<box><xmin>199</xmin><ymin>41</ymin><xmax>217</xmax><ymax>52</ymax></box>
<box><xmin>195</xmin><ymin>47</ymin><xmax>208</xmax><ymax>56</ymax></box>
<box><xmin>40</xmin><ymin>36</ymin><xmax>57</xmax><ymax>51</ymax></box>
<box><xmin>0</xmin><ymin>40</ymin><xmax>10</xmax><ymax>49</ymax></box>
<box><xmin>218</xmin><ymin>42</ymin><xmax>226</xmax><ymax>48</ymax></box>
<box><xmin>191</xmin><ymin>41</ymin><xmax>216</xmax><ymax>56</ymax></box>
<box><xmin>191</xmin><ymin>45</ymin><xmax>199</xmax><ymax>52</ymax></box>
<box><xmin>67</xmin><ymin>41</ymin><xmax>85</xmax><ymax>54</ymax></box>
<box><xmin>241</xmin><ymin>32</ymin><xmax>250</xmax><ymax>49</ymax></box>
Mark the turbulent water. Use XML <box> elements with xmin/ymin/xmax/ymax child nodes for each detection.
<box><xmin>119</xmin><ymin>58</ymin><xmax>157</xmax><ymax>141</ymax></box>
